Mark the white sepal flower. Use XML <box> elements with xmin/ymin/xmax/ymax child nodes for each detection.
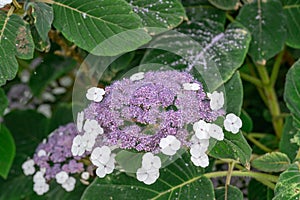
<box><xmin>86</xmin><ymin>87</ymin><xmax>105</xmax><ymax>102</ymax></box>
<box><xmin>22</xmin><ymin>159</ymin><xmax>35</xmax><ymax>176</ymax></box>
<box><xmin>55</xmin><ymin>171</ymin><xmax>69</xmax><ymax>184</ymax></box>
<box><xmin>183</xmin><ymin>83</ymin><xmax>200</xmax><ymax>91</ymax></box>
<box><xmin>224</xmin><ymin>113</ymin><xmax>242</xmax><ymax>134</ymax></box>
<box><xmin>95</xmin><ymin>155</ymin><xmax>115</xmax><ymax>178</ymax></box>
<box><xmin>0</xmin><ymin>0</ymin><xmax>12</xmax><ymax>8</ymax></box>
<box><xmin>33</xmin><ymin>182</ymin><xmax>49</xmax><ymax>195</ymax></box>
<box><xmin>141</xmin><ymin>152</ymin><xmax>161</xmax><ymax>170</ymax></box>
<box><xmin>193</xmin><ymin>120</ymin><xmax>210</xmax><ymax>139</ymax></box>
<box><xmin>191</xmin><ymin>153</ymin><xmax>209</xmax><ymax>168</ymax></box>
<box><xmin>77</xmin><ymin>111</ymin><xmax>84</xmax><ymax>132</ymax></box>
<box><xmin>90</xmin><ymin>146</ymin><xmax>111</xmax><ymax>167</ymax></box>
<box><xmin>83</xmin><ymin>119</ymin><xmax>103</xmax><ymax>136</ymax></box>
<box><xmin>81</xmin><ymin>172</ymin><xmax>90</xmax><ymax>180</ymax></box>
<box><xmin>71</xmin><ymin>135</ymin><xmax>87</xmax><ymax>156</ymax></box>
<box><xmin>208</xmin><ymin>124</ymin><xmax>224</xmax><ymax>141</ymax></box>
<box><xmin>159</xmin><ymin>135</ymin><xmax>181</xmax><ymax>156</ymax></box>
<box><xmin>130</xmin><ymin>72</ymin><xmax>144</xmax><ymax>81</ymax></box>
<box><xmin>207</xmin><ymin>91</ymin><xmax>224</xmax><ymax>110</ymax></box>
<box><xmin>61</xmin><ymin>177</ymin><xmax>76</xmax><ymax>192</ymax></box>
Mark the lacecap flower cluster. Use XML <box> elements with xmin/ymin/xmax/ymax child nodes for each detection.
<box><xmin>74</xmin><ymin>70</ymin><xmax>242</xmax><ymax>184</ymax></box>
<box><xmin>22</xmin><ymin>70</ymin><xmax>242</xmax><ymax>195</ymax></box>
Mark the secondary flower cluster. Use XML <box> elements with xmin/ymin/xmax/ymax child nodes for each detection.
<box><xmin>70</xmin><ymin>70</ymin><xmax>243</xmax><ymax>185</ymax></box>
<box><xmin>22</xmin><ymin>123</ymin><xmax>88</xmax><ymax>195</ymax></box>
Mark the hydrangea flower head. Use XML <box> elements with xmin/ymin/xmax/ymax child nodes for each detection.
<box><xmin>22</xmin><ymin>123</ymin><xmax>85</xmax><ymax>195</ymax></box>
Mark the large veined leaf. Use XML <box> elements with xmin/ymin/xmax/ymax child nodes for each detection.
<box><xmin>26</xmin><ymin>2</ymin><xmax>54</xmax><ymax>41</ymax></box>
<box><xmin>0</xmin><ymin>12</ymin><xmax>25</xmax><ymax>86</ymax></box>
<box><xmin>0</xmin><ymin>125</ymin><xmax>15</xmax><ymax>179</ymax></box>
<box><xmin>237</xmin><ymin>0</ymin><xmax>286</xmax><ymax>64</ymax></box>
<box><xmin>141</xmin><ymin>21</ymin><xmax>251</xmax><ymax>91</ymax></box>
<box><xmin>52</xmin><ymin>0</ymin><xmax>151</xmax><ymax>56</ymax></box>
<box><xmin>209</xmin><ymin>131</ymin><xmax>252</xmax><ymax>167</ymax></box>
<box><xmin>284</xmin><ymin>59</ymin><xmax>300</xmax><ymax>127</ymax></box>
<box><xmin>81</xmin><ymin>153</ymin><xmax>215</xmax><ymax>200</ymax></box>
<box><xmin>279</xmin><ymin>116</ymin><xmax>299</xmax><ymax>161</ymax></box>
<box><xmin>251</xmin><ymin>152</ymin><xmax>291</xmax><ymax>172</ymax></box>
<box><xmin>273</xmin><ymin>163</ymin><xmax>300</xmax><ymax>200</ymax></box>
<box><xmin>126</xmin><ymin>0</ymin><xmax>186</xmax><ymax>29</ymax></box>
<box><xmin>283</xmin><ymin>0</ymin><xmax>300</xmax><ymax>49</ymax></box>
<box><xmin>208</xmin><ymin>0</ymin><xmax>240</xmax><ymax>10</ymax></box>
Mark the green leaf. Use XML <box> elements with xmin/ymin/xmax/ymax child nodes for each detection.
<box><xmin>126</xmin><ymin>0</ymin><xmax>186</xmax><ymax>29</ymax></box>
<box><xmin>209</xmin><ymin>131</ymin><xmax>252</xmax><ymax>167</ymax></box>
<box><xmin>274</xmin><ymin>163</ymin><xmax>300</xmax><ymax>200</ymax></box>
<box><xmin>284</xmin><ymin>59</ymin><xmax>300</xmax><ymax>128</ymax></box>
<box><xmin>280</xmin><ymin>116</ymin><xmax>299</xmax><ymax>161</ymax></box>
<box><xmin>215</xmin><ymin>185</ymin><xmax>243</xmax><ymax>200</ymax></box>
<box><xmin>141</xmin><ymin>22</ymin><xmax>251</xmax><ymax>91</ymax></box>
<box><xmin>15</xmin><ymin>23</ymin><xmax>35</xmax><ymax>60</ymax></box>
<box><xmin>220</xmin><ymin>72</ymin><xmax>243</xmax><ymax>115</ymax></box>
<box><xmin>283</xmin><ymin>1</ymin><xmax>300</xmax><ymax>48</ymax></box>
<box><xmin>251</xmin><ymin>152</ymin><xmax>291</xmax><ymax>172</ymax></box>
<box><xmin>0</xmin><ymin>175</ymin><xmax>34</xmax><ymax>200</ymax></box>
<box><xmin>81</xmin><ymin>153</ymin><xmax>215</xmax><ymax>200</ymax></box>
<box><xmin>26</xmin><ymin>2</ymin><xmax>54</xmax><ymax>41</ymax></box>
<box><xmin>0</xmin><ymin>12</ymin><xmax>24</xmax><ymax>86</ymax></box>
<box><xmin>52</xmin><ymin>0</ymin><xmax>151</xmax><ymax>56</ymax></box>
<box><xmin>240</xmin><ymin>110</ymin><xmax>253</xmax><ymax>133</ymax></box>
<box><xmin>248</xmin><ymin>179</ymin><xmax>274</xmax><ymax>200</ymax></box>
<box><xmin>30</xmin><ymin>25</ymin><xmax>51</xmax><ymax>52</ymax></box>
<box><xmin>208</xmin><ymin>0</ymin><xmax>240</xmax><ymax>10</ymax></box>
<box><xmin>0</xmin><ymin>125</ymin><xmax>15</xmax><ymax>179</ymax></box>
<box><xmin>29</xmin><ymin>55</ymin><xmax>76</xmax><ymax>96</ymax></box>
<box><xmin>3</xmin><ymin>110</ymin><xmax>49</xmax><ymax>172</ymax></box>
<box><xmin>0</xmin><ymin>88</ymin><xmax>8</xmax><ymax>116</ymax></box>
<box><xmin>237</xmin><ymin>0</ymin><xmax>286</xmax><ymax>64</ymax></box>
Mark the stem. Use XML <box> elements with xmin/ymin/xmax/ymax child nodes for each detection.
<box><xmin>270</xmin><ymin>49</ymin><xmax>285</xmax><ymax>87</ymax></box>
<box><xmin>225</xmin><ymin>162</ymin><xmax>235</xmax><ymax>200</ymax></box>
<box><xmin>248</xmin><ymin>132</ymin><xmax>268</xmax><ymax>138</ymax></box>
<box><xmin>243</xmin><ymin>132</ymin><xmax>273</xmax><ymax>152</ymax></box>
<box><xmin>12</xmin><ymin>0</ymin><xmax>22</xmax><ymax>9</ymax></box>
<box><xmin>246</xmin><ymin>58</ymin><xmax>269</xmax><ymax>106</ymax></box>
<box><xmin>240</xmin><ymin>72</ymin><xmax>263</xmax><ymax>88</ymax></box>
<box><xmin>296</xmin><ymin>148</ymin><xmax>300</xmax><ymax>159</ymax></box>
<box><xmin>204</xmin><ymin>171</ymin><xmax>278</xmax><ymax>189</ymax></box>
<box><xmin>226</xmin><ymin>13</ymin><xmax>235</xmax><ymax>23</ymax></box>
<box><xmin>256</xmin><ymin>63</ymin><xmax>283</xmax><ymax>138</ymax></box>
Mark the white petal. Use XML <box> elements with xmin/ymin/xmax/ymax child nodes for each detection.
<box><xmin>171</xmin><ymin>138</ymin><xmax>181</xmax><ymax>151</ymax></box>
<box><xmin>136</xmin><ymin>168</ymin><xmax>148</xmax><ymax>182</ymax></box>
<box><xmin>208</xmin><ymin>91</ymin><xmax>224</xmax><ymax>110</ymax></box>
<box><xmin>38</xmin><ymin>149</ymin><xmax>47</xmax><ymax>157</ymax></box>
<box><xmin>191</xmin><ymin>154</ymin><xmax>209</xmax><ymax>168</ymax></box>
<box><xmin>96</xmin><ymin>165</ymin><xmax>106</xmax><ymax>178</ymax></box>
<box><xmin>81</xmin><ymin>172</ymin><xmax>90</xmax><ymax>180</ymax></box>
<box><xmin>161</xmin><ymin>147</ymin><xmax>176</xmax><ymax>156</ymax></box>
<box><xmin>208</xmin><ymin>124</ymin><xmax>224</xmax><ymax>141</ymax></box>
<box><xmin>130</xmin><ymin>72</ymin><xmax>144</xmax><ymax>81</ymax></box>
<box><xmin>55</xmin><ymin>171</ymin><xmax>69</xmax><ymax>184</ymax></box>
<box><xmin>77</xmin><ymin>111</ymin><xmax>84</xmax><ymax>132</ymax></box>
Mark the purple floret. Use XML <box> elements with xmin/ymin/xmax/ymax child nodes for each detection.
<box><xmin>83</xmin><ymin>70</ymin><xmax>224</xmax><ymax>153</ymax></box>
